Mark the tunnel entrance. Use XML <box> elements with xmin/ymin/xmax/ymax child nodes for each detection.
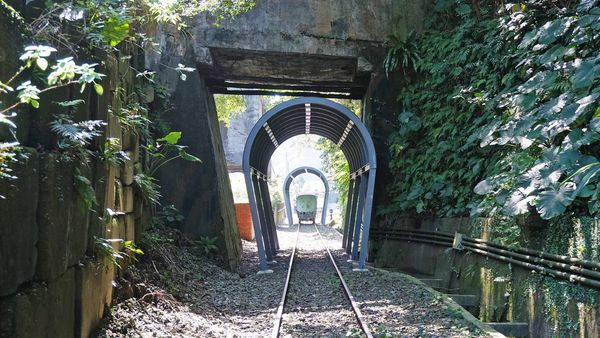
<box><xmin>283</xmin><ymin>166</ymin><xmax>330</xmax><ymax>227</ymax></box>
<box><xmin>242</xmin><ymin>97</ymin><xmax>377</xmax><ymax>272</ymax></box>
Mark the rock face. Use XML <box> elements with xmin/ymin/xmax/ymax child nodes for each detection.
<box><xmin>36</xmin><ymin>152</ymin><xmax>90</xmax><ymax>282</ymax></box>
<box><xmin>75</xmin><ymin>258</ymin><xmax>114</xmax><ymax>338</ymax></box>
<box><xmin>147</xmin><ymin>24</ymin><xmax>242</xmax><ymax>271</ymax></box>
<box><xmin>0</xmin><ymin>148</ymin><xmax>39</xmax><ymax>296</ymax></box>
<box><xmin>220</xmin><ymin>96</ymin><xmax>263</xmax><ymax>172</ymax></box>
<box><xmin>155</xmin><ymin>71</ymin><xmax>242</xmax><ymax>271</ymax></box>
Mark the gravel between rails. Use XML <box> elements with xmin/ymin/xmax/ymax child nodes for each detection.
<box><xmin>97</xmin><ymin>225</ymin><xmax>492</xmax><ymax>337</ymax></box>
<box><xmin>279</xmin><ymin>225</ymin><xmax>362</xmax><ymax>337</ymax></box>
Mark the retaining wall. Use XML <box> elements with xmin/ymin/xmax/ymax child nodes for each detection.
<box><xmin>0</xmin><ymin>4</ymin><xmax>146</xmax><ymax>337</ymax></box>
<box><xmin>371</xmin><ymin>217</ymin><xmax>600</xmax><ymax>337</ymax></box>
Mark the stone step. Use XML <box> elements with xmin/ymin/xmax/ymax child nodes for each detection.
<box><xmin>419</xmin><ymin>278</ymin><xmax>444</xmax><ymax>289</ymax></box>
<box><xmin>447</xmin><ymin>294</ymin><xmax>479</xmax><ymax>307</ymax></box>
<box><xmin>486</xmin><ymin>322</ymin><xmax>529</xmax><ymax>338</ymax></box>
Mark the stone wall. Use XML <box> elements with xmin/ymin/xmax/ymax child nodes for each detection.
<box><xmin>371</xmin><ymin>217</ymin><xmax>600</xmax><ymax>337</ymax></box>
<box><xmin>0</xmin><ymin>4</ymin><xmax>146</xmax><ymax>337</ymax></box>
<box><xmin>146</xmin><ymin>25</ymin><xmax>242</xmax><ymax>271</ymax></box>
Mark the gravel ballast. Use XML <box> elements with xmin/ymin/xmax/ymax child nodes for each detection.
<box><xmin>316</xmin><ymin>225</ymin><xmax>490</xmax><ymax>338</ymax></box>
<box><xmin>279</xmin><ymin>226</ymin><xmax>361</xmax><ymax>337</ymax></box>
<box><xmin>97</xmin><ymin>225</ymin><xmax>493</xmax><ymax>337</ymax></box>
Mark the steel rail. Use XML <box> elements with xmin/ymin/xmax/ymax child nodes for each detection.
<box><xmin>314</xmin><ymin>224</ymin><xmax>374</xmax><ymax>338</ymax></box>
<box><xmin>271</xmin><ymin>224</ymin><xmax>301</xmax><ymax>338</ymax></box>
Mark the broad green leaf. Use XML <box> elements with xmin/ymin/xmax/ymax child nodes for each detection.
<box><xmin>455</xmin><ymin>4</ymin><xmax>471</xmax><ymax>16</ymax></box>
<box><xmin>538</xmin><ymin>93</ymin><xmax>569</xmax><ymax>118</ymax></box>
<box><xmin>434</xmin><ymin>0</ymin><xmax>455</xmax><ymax>12</ymax></box>
<box><xmin>578</xmin><ymin>14</ymin><xmax>600</xmax><ymax>27</ymax></box>
<box><xmin>407</xmin><ymin>184</ymin><xmax>423</xmax><ymax>200</ymax></box>
<box><xmin>571</xmin><ymin>165</ymin><xmax>600</xmax><ymax>198</ymax></box>
<box><xmin>555</xmin><ymin>94</ymin><xmax>598</xmax><ymax>128</ymax></box>
<box><xmin>94</xmin><ymin>83</ymin><xmax>104</xmax><ymax>96</ymax></box>
<box><xmin>571</xmin><ymin>59</ymin><xmax>600</xmax><ymax>89</ymax></box>
<box><xmin>535</xmin><ymin>183</ymin><xmax>576</xmax><ymax>219</ymax></box>
<box><xmin>562</xmin><ymin>128</ymin><xmax>600</xmax><ymax>150</ymax></box>
<box><xmin>519</xmin><ymin>71</ymin><xmax>558</xmax><ymax>94</ymax></box>
<box><xmin>590</xmin><ymin>118</ymin><xmax>600</xmax><ymax>132</ymax></box>
<box><xmin>503</xmin><ymin>190</ymin><xmax>534</xmax><ymax>216</ymax></box>
<box><xmin>537</xmin><ymin>19</ymin><xmax>571</xmax><ymax>46</ymax></box>
<box><xmin>158</xmin><ymin>131</ymin><xmax>182</xmax><ymax>144</ymax></box>
<box><xmin>55</xmin><ymin>99</ymin><xmax>85</xmax><ymax>107</ymax></box>
<box><xmin>102</xmin><ymin>17</ymin><xmax>130</xmax><ymax>47</ymax></box>
<box><xmin>579</xmin><ymin>185</ymin><xmax>595</xmax><ymax>198</ymax></box>
<box><xmin>179</xmin><ymin>150</ymin><xmax>201</xmax><ymax>163</ymax></box>
<box><xmin>513</xmin><ymin>93</ymin><xmax>537</xmax><ymax>110</ymax></box>
<box><xmin>0</xmin><ymin>112</ymin><xmax>17</xmax><ymax>128</ymax></box>
<box><xmin>415</xmin><ymin>201</ymin><xmax>425</xmax><ymax>213</ymax></box>
<box><xmin>474</xmin><ymin>179</ymin><xmax>494</xmax><ymax>195</ymax></box>
<box><xmin>577</xmin><ymin>0</ymin><xmax>598</xmax><ymax>13</ymax></box>
<box><xmin>36</xmin><ymin>58</ymin><xmax>48</xmax><ymax>71</ymax></box>
<box><xmin>538</xmin><ymin>45</ymin><xmax>568</xmax><ymax>64</ymax></box>
<box><xmin>519</xmin><ymin>29</ymin><xmax>538</xmax><ymax>49</ymax></box>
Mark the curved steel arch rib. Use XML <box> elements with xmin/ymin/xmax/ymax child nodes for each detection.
<box><xmin>283</xmin><ymin>167</ymin><xmax>330</xmax><ymax>227</ymax></box>
<box><xmin>242</xmin><ymin>97</ymin><xmax>377</xmax><ymax>272</ymax></box>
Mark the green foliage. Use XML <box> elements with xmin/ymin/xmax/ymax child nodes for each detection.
<box><xmin>0</xmin><ymin>45</ymin><xmax>104</xmax><ymax>182</ymax></box>
<box><xmin>384</xmin><ymin>0</ymin><xmax>600</xmax><ymax>220</ymax></box>
<box><xmin>316</xmin><ymin>137</ymin><xmax>350</xmax><ymax>210</ymax></box>
<box><xmin>134</xmin><ymin>173</ymin><xmax>162</xmax><ymax>205</ymax></box>
<box><xmin>102</xmin><ymin>16</ymin><xmax>130</xmax><ymax>47</ymax></box>
<box><xmin>152</xmin><ymin>204</ymin><xmax>185</xmax><ymax>228</ymax></box>
<box><xmin>0</xmin><ymin>143</ymin><xmax>18</xmax><ymax>181</ymax></box>
<box><xmin>74</xmin><ymin>168</ymin><xmax>97</xmax><ymax>211</ymax></box>
<box><xmin>144</xmin><ymin>0</ymin><xmax>256</xmax><ymax>28</ymax></box>
<box><xmin>383</xmin><ymin>32</ymin><xmax>422</xmax><ymax>77</ymax></box>
<box><xmin>470</xmin><ymin>2</ymin><xmax>600</xmax><ymax>220</ymax></box>
<box><xmin>101</xmin><ymin>138</ymin><xmax>130</xmax><ymax>167</ymax></box>
<box><xmin>50</xmin><ymin>114</ymin><xmax>105</xmax><ymax>163</ymax></box>
<box><xmin>111</xmin><ymin>102</ymin><xmax>151</xmax><ymax>140</ymax></box>
<box><xmin>123</xmin><ymin>240</ymin><xmax>144</xmax><ymax>261</ymax></box>
<box><xmin>214</xmin><ymin>94</ymin><xmax>246</xmax><ymax>127</ymax></box>
<box><xmin>94</xmin><ymin>236</ymin><xmax>126</xmax><ymax>268</ymax></box>
<box><xmin>37</xmin><ymin>0</ymin><xmax>255</xmax><ymax>51</ymax></box>
<box><xmin>470</xmin><ymin>217</ymin><xmax>523</xmax><ymax>249</ymax></box>
<box><xmin>271</xmin><ymin>190</ymin><xmax>283</xmax><ymax>207</ymax></box>
<box><xmin>196</xmin><ymin>236</ymin><xmax>218</xmax><ymax>255</ymax></box>
<box><xmin>525</xmin><ymin>214</ymin><xmax>599</xmax><ymax>336</ymax></box>
<box><xmin>145</xmin><ymin>131</ymin><xmax>201</xmax><ymax>176</ymax></box>
<box><xmin>94</xmin><ymin>236</ymin><xmax>144</xmax><ymax>268</ymax></box>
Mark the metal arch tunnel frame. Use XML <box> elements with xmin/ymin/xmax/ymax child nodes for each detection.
<box><xmin>242</xmin><ymin>97</ymin><xmax>377</xmax><ymax>273</ymax></box>
<box><xmin>283</xmin><ymin>166</ymin><xmax>330</xmax><ymax>226</ymax></box>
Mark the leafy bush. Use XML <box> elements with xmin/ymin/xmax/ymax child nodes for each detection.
<box><xmin>384</xmin><ymin>0</ymin><xmax>600</xmax><ymax>221</ymax></box>
<box><xmin>196</xmin><ymin>236</ymin><xmax>218</xmax><ymax>255</ymax></box>
<box><xmin>0</xmin><ymin>46</ymin><xmax>104</xmax><ymax>186</ymax></box>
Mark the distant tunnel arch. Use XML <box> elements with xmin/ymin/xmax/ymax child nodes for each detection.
<box><xmin>242</xmin><ymin>97</ymin><xmax>376</xmax><ymax>272</ymax></box>
<box><xmin>283</xmin><ymin>166</ymin><xmax>330</xmax><ymax>227</ymax></box>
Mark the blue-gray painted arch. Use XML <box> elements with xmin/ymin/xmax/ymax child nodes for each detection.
<box><xmin>242</xmin><ymin>97</ymin><xmax>377</xmax><ymax>272</ymax></box>
<box><xmin>283</xmin><ymin>167</ymin><xmax>330</xmax><ymax>226</ymax></box>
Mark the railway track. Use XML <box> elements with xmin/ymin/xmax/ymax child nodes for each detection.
<box><xmin>271</xmin><ymin>224</ymin><xmax>373</xmax><ymax>338</ymax></box>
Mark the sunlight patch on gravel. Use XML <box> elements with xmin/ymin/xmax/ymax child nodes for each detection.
<box><xmin>97</xmin><ymin>225</ymin><xmax>490</xmax><ymax>337</ymax></box>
